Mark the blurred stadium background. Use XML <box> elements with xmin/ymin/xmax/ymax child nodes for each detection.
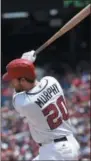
<box><xmin>1</xmin><ymin>0</ymin><xmax>91</xmax><ymax>161</ymax></box>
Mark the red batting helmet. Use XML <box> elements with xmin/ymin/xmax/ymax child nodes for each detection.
<box><xmin>2</xmin><ymin>59</ymin><xmax>36</xmax><ymax>82</ymax></box>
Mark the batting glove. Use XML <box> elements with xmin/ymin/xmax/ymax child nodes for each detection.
<box><xmin>21</xmin><ymin>50</ymin><xmax>36</xmax><ymax>63</ymax></box>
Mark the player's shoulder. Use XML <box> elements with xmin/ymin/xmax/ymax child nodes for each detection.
<box><xmin>40</xmin><ymin>76</ymin><xmax>63</xmax><ymax>92</ymax></box>
<box><xmin>40</xmin><ymin>76</ymin><xmax>59</xmax><ymax>84</ymax></box>
<box><xmin>40</xmin><ymin>76</ymin><xmax>62</xmax><ymax>88</ymax></box>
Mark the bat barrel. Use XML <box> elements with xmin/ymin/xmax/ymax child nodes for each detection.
<box><xmin>34</xmin><ymin>4</ymin><xmax>91</xmax><ymax>56</ymax></box>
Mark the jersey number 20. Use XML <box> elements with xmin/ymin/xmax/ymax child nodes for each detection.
<box><xmin>42</xmin><ymin>96</ymin><xmax>69</xmax><ymax>130</ymax></box>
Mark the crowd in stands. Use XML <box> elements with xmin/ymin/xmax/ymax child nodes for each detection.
<box><xmin>1</xmin><ymin>66</ymin><xmax>90</xmax><ymax>161</ymax></box>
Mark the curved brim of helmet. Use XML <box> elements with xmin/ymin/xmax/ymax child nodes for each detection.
<box><xmin>2</xmin><ymin>73</ymin><xmax>12</xmax><ymax>81</ymax></box>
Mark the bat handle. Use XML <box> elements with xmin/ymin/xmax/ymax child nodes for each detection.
<box><xmin>34</xmin><ymin>47</ymin><xmax>42</xmax><ymax>56</ymax></box>
<box><xmin>34</xmin><ymin>43</ymin><xmax>48</xmax><ymax>56</ymax></box>
<box><xmin>34</xmin><ymin>33</ymin><xmax>60</xmax><ymax>56</ymax></box>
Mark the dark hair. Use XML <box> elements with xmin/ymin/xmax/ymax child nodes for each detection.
<box><xmin>18</xmin><ymin>77</ymin><xmax>35</xmax><ymax>83</ymax></box>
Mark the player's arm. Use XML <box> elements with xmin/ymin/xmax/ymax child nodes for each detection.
<box><xmin>13</xmin><ymin>92</ymin><xmax>26</xmax><ymax>117</ymax></box>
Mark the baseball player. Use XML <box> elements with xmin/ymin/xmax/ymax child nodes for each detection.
<box><xmin>2</xmin><ymin>50</ymin><xmax>80</xmax><ymax>160</ymax></box>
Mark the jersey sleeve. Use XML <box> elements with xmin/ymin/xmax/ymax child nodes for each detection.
<box><xmin>13</xmin><ymin>92</ymin><xmax>26</xmax><ymax>117</ymax></box>
<box><xmin>13</xmin><ymin>92</ymin><xmax>40</xmax><ymax>120</ymax></box>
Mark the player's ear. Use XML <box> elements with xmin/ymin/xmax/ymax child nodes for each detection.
<box><xmin>18</xmin><ymin>77</ymin><xmax>26</xmax><ymax>83</ymax></box>
<box><xmin>20</xmin><ymin>78</ymin><xmax>26</xmax><ymax>82</ymax></box>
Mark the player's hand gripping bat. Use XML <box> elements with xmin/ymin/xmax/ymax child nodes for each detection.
<box><xmin>34</xmin><ymin>4</ymin><xmax>91</xmax><ymax>56</ymax></box>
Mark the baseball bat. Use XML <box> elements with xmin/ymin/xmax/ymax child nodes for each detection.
<box><xmin>34</xmin><ymin>4</ymin><xmax>91</xmax><ymax>56</ymax></box>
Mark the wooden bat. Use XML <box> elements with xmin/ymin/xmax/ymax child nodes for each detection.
<box><xmin>34</xmin><ymin>4</ymin><xmax>91</xmax><ymax>56</ymax></box>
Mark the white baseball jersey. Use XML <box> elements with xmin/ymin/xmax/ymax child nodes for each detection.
<box><xmin>13</xmin><ymin>76</ymin><xmax>73</xmax><ymax>144</ymax></box>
